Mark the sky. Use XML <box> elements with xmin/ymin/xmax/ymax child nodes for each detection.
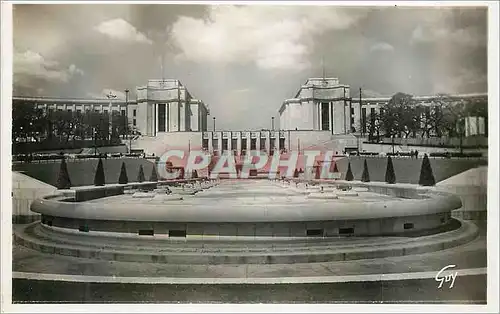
<box><xmin>12</xmin><ymin>4</ymin><xmax>488</xmax><ymax>130</ymax></box>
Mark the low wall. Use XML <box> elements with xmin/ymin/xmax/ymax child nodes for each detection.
<box><xmin>38</xmin><ymin>212</ymin><xmax>452</xmax><ymax>238</ymax></box>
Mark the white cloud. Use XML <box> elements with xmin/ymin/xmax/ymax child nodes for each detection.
<box><xmin>87</xmin><ymin>88</ymin><xmax>126</xmax><ymax>100</ymax></box>
<box><xmin>68</xmin><ymin>64</ymin><xmax>85</xmax><ymax>76</ymax></box>
<box><xmin>169</xmin><ymin>6</ymin><xmax>367</xmax><ymax>71</ymax></box>
<box><xmin>14</xmin><ymin>50</ymin><xmax>84</xmax><ymax>83</ymax></box>
<box><xmin>95</xmin><ymin>18</ymin><xmax>153</xmax><ymax>44</ymax></box>
<box><xmin>369</xmin><ymin>42</ymin><xmax>394</xmax><ymax>53</ymax></box>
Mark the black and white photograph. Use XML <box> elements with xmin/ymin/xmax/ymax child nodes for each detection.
<box><xmin>1</xmin><ymin>1</ymin><xmax>498</xmax><ymax>312</ymax></box>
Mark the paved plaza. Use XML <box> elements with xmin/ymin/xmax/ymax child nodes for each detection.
<box><xmin>12</xmin><ymin>179</ymin><xmax>487</xmax><ymax>303</ymax></box>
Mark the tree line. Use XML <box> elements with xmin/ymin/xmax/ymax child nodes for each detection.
<box><xmin>364</xmin><ymin>93</ymin><xmax>488</xmax><ymax>142</ymax></box>
<box><xmin>12</xmin><ymin>101</ymin><xmax>134</xmax><ymax>146</ymax></box>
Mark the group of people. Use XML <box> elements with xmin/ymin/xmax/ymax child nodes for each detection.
<box><xmin>409</xmin><ymin>149</ymin><xmax>419</xmax><ymax>158</ymax></box>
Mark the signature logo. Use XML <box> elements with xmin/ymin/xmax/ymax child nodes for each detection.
<box><xmin>435</xmin><ymin>264</ymin><xmax>458</xmax><ymax>289</ymax></box>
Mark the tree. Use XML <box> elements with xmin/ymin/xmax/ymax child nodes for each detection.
<box><xmin>94</xmin><ymin>158</ymin><xmax>105</xmax><ymax>186</ymax></box>
<box><xmin>332</xmin><ymin>162</ymin><xmax>339</xmax><ymax>173</ymax></box>
<box><xmin>366</xmin><ymin>111</ymin><xmax>383</xmax><ymax>142</ymax></box>
<box><xmin>385</xmin><ymin>156</ymin><xmax>396</xmax><ymax>184</ymax></box>
<box><xmin>56</xmin><ymin>158</ymin><xmax>72</xmax><ymax>189</ymax></box>
<box><xmin>150</xmin><ymin>164</ymin><xmax>159</xmax><ymax>182</ymax></box>
<box><xmin>361</xmin><ymin>159</ymin><xmax>370</xmax><ymax>182</ymax></box>
<box><xmin>118</xmin><ymin>161</ymin><xmax>128</xmax><ymax>184</ymax></box>
<box><xmin>345</xmin><ymin>162</ymin><xmax>354</xmax><ymax>181</ymax></box>
<box><xmin>418</xmin><ymin>154</ymin><xmax>436</xmax><ymax>186</ymax></box>
<box><xmin>137</xmin><ymin>164</ymin><xmax>145</xmax><ymax>182</ymax></box>
<box><xmin>191</xmin><ymin>169</ymin><xmax>198</xmax><ymax>179</ymax></box>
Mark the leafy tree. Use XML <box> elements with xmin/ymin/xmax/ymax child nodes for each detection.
<box><xmin>56</xmin><ymin>158</ymin><xmax>72</xmax><ymax>189</ymax></box>
<box><xmin>419</xmin><ymin>154</ymin><xmax>436</xmax><ymax>186</ymax></box>
<box><xmin>118</xmin><ymin>161</ymin><xmax>128</xmax><ymax>184</ymax></box>
<box><xmin>94</xmin><ymin>158</ymin><xmax>105</xmax><ymax>186</ymax></box>
<box><xmin>385</xmin><ymin>156</ymin><xmax>396</xmax><ymax>184</ymax></box>
<box><xmin>345</xmin><ymin>162</ymin><xmax>354</xmax><ymax>181</ymax></box>
<box><xmin>361</xmin><ymin>159</ymin><xmax>370</xmax><ymax>182</ymax></box>
<box><xmin>137</xmin><ymin>164</ymin><xmax>145</xmax><ymax>182</ymax></box>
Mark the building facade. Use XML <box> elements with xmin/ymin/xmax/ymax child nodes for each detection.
<box><xmin>279</xmin><ymin>78</ymin><xmax>352</xmax><ymax>134</ymax></box>
<box><xmin>279</xmin><ymin>78</ymin><xmax>488</xmax><ymax>138</ymax></box>
<box><xmin>13</xmin><ymin>79</ymin><xmax>210</xmax><ymax>138</ymax></box>
<box><xmin>13</xmin><ymin>77</ymin><xmax>487</xmax><ymax>156</ymax></box>
<box><xmin>135</xmin><ymin>79</ymin><xmax>209</xmax><ymax>136</ymax></box>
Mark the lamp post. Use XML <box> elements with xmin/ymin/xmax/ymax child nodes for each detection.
<box><xmin>125</xmin><ymin>89</ymin><xmax>130</xmax><ymax>152</ymax></box>
<box><xmin>213</xmin><ymin>117</ymin><xmax>216</xmax><ymax>132</ymax></box>
<box><xmin>271</xmin><ymin>117</ymin><xmax>275</xmax><ymax>131</ymax></box>
<box><xmin>93</xmin><ymin>128</ymin><xmax>97</xmax><ymax>156</ymax></box>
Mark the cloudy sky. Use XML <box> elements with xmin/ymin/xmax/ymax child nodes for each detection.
<box><xmin>13</xmin><ymin>4</ymin><xmax>487</xmax><ymax>130</ymax></box>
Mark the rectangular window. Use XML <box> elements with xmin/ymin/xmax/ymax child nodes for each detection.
<box><xmin>306</xmin><ymin>229</ymin><xmax>324</xmax><ymax>237</ymax></box>
<box><xmin>121</xmin><ymin>110</ymin><xmax>126</xmax><ymax>116</ymax></box>
<box><xmin>202</xmin><ymin>139</ymin><xmax>209</xmax><ymax>150</ymax></box>
<box><xmin>133</xmin><ymin>109</ymin><xmax>137</xmax><ymax>117</ymax></box>
<box><xmin>212</xmin><ymin>139</ymin><xmax>218</xmax><ymax>150</ymax></box>
<box><xmin>222</xmin><ymin>139</ymin><xmax>228</xmax><ymax>151</ymax></box>
<box><xmin>231</xmin><ymin>138</ymin><xmax>238</xmax><ymax>150</ymax></box>
<box><xmin>169</xmin><ymin>230</ymin><xmax>186</xmax><ymax>238</ymax></box>
<box><xmin>241</xmin><ymin>138</ymin><xmax>247</xmax><ymax>150</ymax></box>
<box><xmin>350</xmin><ymin>107</ymin><xmax>355</xmax><ymax>115</ymax></box>
<box><xmin>260</xmin><ymin>139</ymin><xmax>266</xmax><ymax>150</ymax></box>
<box><xmin>250</xmin><ymin>138</ymin><xmax>257</xmax><ymax>150</ymax></box>
<box><xmin>339</xmin><ymin>227</ymin><xmax>354</xmax><ymax>235</ymax></box>
<box><xmin>270</xmin><ymin>138</ymin><xmax>275</xmax><ymax>151</ymax></box>
<box><xmin>279</xmin><ymin>138</ymin><xmax>285</xmax><ymax>150</ymax></box>
<box><xmin>403</xmin><ymin>223</ymin><xmax>414</xmax><ymax>230</ymax></box>
<box><xmin>158</xmin><ymin>104</ymin><xmax>166</xmax><ymax>132</ymax></box>
<box><xmin>321</xmin><ymin>102</ymin><xmax>330</xmax><ymax>130</ymax></box>
<box><xmin>133</xmin><ymin>119</ymin><xmax>137</xmax><ymax>126</ymax></box>
<box><xmin>138</xmin><ymin>229</ymin><xmax>154</xmax><ymax>236</ymax></box>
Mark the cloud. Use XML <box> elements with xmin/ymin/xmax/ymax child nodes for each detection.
<box><xmin>95</xmin><ymin>18</ymin><xmax>153</xmax><ymax>44</ymax></box>
<box><xmin>87</xmin><ymin>88</ymin><xmax>126</xmax><ymax>100</ymax></box>
<box><xmin>14</xmin><ymin>50</ymin><xmax>84</xmax><ymax>83</ymax></box>
<box><xmin>432</xmin><ymin>67</ymin><xmax>487</xmax><ymax>95</ymax></box>
<box><xmin>169</xmin><ymin>6</ymin><xmax>368</xmax><ymax>71</ymax></box>
<box><xmin>409</xmin><ymin>9</ymin><xmax>487</xmax><ymax>48</ymax></box>
<box><xmin>369</xmin><ymin>42</ymin><xmax>394</xmax><ymax>53</ymax></box>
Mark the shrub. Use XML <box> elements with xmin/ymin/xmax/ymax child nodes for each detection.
<box><xmin>345</xmin><ymin>162</ymin><xmax>354</xmax><ymax>181</ymax></box>
<box><xmin>93</xmin><ymin>158</ymin><xmax>105</xmax><ymax>186</ymax></box>
<box><xmin>191</xmin><ymin>169</ymin><xmax>198</xmax><ymax>179</ymax></box>
<box><xmin>118</xmin><ymin>161</ymin><xmax>128</xmax><ymax>184</ymax></box>
<box><xmin>419</xmin><ymin>154</ymin><xmax>436</xmax><ymax>186</ymax></box>
<box><xmin>361</xmin><ymin>159</ymin><xmax>370</xmax><ymax>182</ymax></box>
<box><xmin>56</xmin><ymin>158</ymin><xmax>71</xmax><ymax>189</ymax></box>
<box><xmin>137</xmin><ymin>165</ymin><xmax>145</xmax><ymax>183</ymax></box>
<box><xmin>150</xmin><ymin>164</ymin><xmax>158</xmax><ymax>182</ymax></box>
<box><xmin>385</xmin><ymin>156</ymin><xmax>396</xmax><ymax>184</ymax></box>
